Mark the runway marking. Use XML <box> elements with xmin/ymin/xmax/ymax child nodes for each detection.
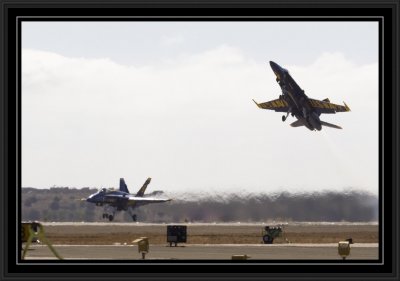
<box><xmin>30</xmin><ymin>243</ymin><xmax>379</xmax><ymax>248</ymax></box>
<box><xmin>41</xmin><ymin>222</ymin><xmax>378</xmax><ymax>226</ymax></box>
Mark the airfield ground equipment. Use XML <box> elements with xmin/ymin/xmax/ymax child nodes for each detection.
<box><xmin>167</xmin><ymin>225</ymin><xmax>187</xmax><ymax>247</ymax></box>
<box><xmin>338</xmin><ymin>240</ymin><xmax>351</xmax><ymax>260</ymax></box>
<box><xmin>232</xmin><ymin>254</ymin><xmax>251</xmax><ymax>260</ymax></box>
<box><xmin>262</xmin><ymin>225</ymin><xmax>283</xmax><ymax>244</ymax></box>
<box><xmin>132</xmin><ymin>237</ymin><xmax>149</xmax><ymax>259</ymax></box>
<box><xmin>21</xmin><ymin>221</ymin><xmax>40</xmax><ymax>243</ymax></box>
<box><xmin>21</xmin><ymin>221</ymin><xmax>63</xmax><ymax>260</ymax></box>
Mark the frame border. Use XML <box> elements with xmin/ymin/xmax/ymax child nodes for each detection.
<box><xmin>1</xmin><ymin>1</ymin><xmax>398</xmax><ymax>280</ymax></box>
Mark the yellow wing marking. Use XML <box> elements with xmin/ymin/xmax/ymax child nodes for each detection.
<box><xmin>309</xmin><ymin>98</ymin><xmax>350</xmax><ymax>113</ymax></box>
<box><xmin>252</xmin><ymin>99</ymin><xmax>289</xmax><ymax>112</ymax></box>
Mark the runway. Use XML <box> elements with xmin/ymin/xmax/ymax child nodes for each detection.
<box><xmin>21</xmin><ymin>222</ymin><xmax>379</xmax><ymax>260</ymax></box>
<box><xmin>39</xmin><ymin>222</ymin><xmax>379</xmax><ymax>245</ymax></box>
<box><xmin>23</xmin><ymin>243</ymin><xmax>378</xmax><ymax>260</ymax></box>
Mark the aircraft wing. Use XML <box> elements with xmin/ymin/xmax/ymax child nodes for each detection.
<box><xmin>127</xmin><ymin>196</ymin><xmax>172</xmax><ymax>207</ymax></box>
<box><xmin>252</xmin><ymin>99</ymin><xmax>289</xmax><ymax>113</ymax></box>
<box><xmin>105</xmin><ymin>194</ymin><xmax>171</xmax><ymax>202</ymax></box>
<box><xmin>309</xmin><ymin>99</ymin><xmax>351</xmax><ymax>114</ymax></box>
<box><xmin>128</xmin><ymin>196</ymin><xmax>171</xmax><ymax>202</ymax></box>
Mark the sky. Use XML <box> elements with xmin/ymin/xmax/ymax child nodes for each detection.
<box><xmin>21</xmin><ymin>21</ymin><xmax>379</xmax><ymax>195</ymax></box>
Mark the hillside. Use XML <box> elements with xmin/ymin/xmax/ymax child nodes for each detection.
<box><xmin>21</xmin><ymin>187</ymin><xmax>378</xmax><ymax>223</ymax></box>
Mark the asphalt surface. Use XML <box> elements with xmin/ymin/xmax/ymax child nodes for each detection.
<box><xmin>23</xmin><ymin>243</ymin><xmax>379</xmax><ymax>260</ymax></box>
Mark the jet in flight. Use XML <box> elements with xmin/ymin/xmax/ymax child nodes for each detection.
<box><xmin>86</xmin><ymin>177</ymin><xmax>171</xmax><ymax>221</ymax></box>
<box><xmin>253</xmin><ymin>61</ymin><xmax>351</xmax><ymax>131</ymax></box>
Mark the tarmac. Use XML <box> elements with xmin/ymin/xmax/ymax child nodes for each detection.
<box><xmin>22</xmin><ymin>243</ymin><xmax>379</xmax><ymax>260</ymax></box>
<box><xmin>21</xmin><ymin>222</ymin><xmax>379</xmax><ymax>261</ymax></box>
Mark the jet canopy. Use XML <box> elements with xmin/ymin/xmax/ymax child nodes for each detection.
<box><xmin>282</xmin><ymin>68</ymin><xmax>289</xmax><ymax>74</ymax></box>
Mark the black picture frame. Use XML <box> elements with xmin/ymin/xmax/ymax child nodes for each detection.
<box><xmin>1</xmin><ymin>1</ymin><xmax>398</xmax><ymax>280</ymax></box>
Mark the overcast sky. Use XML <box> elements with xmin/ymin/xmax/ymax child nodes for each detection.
<box><xmin>21</xmin><ymin>21</ymin><xmax>379</xmax><ymax>195</ymax></box>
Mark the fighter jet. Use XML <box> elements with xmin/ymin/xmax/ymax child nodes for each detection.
<box><xmin>253</xmin><ymin>61</ymin><xmax>351</xmax><ymax>131</ymax></box>
<box><xmin>86</xmin><ymin>178</ymin><xmax>171</xmax><ymax>222</ymax></box>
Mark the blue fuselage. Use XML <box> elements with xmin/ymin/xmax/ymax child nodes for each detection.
<box><xmin>86</xmin><ymin>189</ymin><xmax>130</xmax><ymax>210</ymax></box>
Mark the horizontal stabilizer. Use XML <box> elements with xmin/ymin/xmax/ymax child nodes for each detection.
<box><xmin>320</xmin><ymin>120</ymin><xmax>342</xmax><ymax>129</ymax></box>
<box><xmin>290</xmin><ymin>120</ymin><xmax>305</xmax><ymax>127</ymax></box>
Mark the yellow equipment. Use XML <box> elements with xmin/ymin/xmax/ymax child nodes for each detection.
<box><xmin>338</xmin><ymin>241</ymin><xmax>351</xmax><ymax>260</ymax></box>
<box><xmin>21</xmin><ymin>222</ymin><xmax>62</xmax><ymax>260</ymax></box>
<box><xmin>232</xmin><ymin>254</ymin><xmax>251</xmax><ymax>260</ymax></box>
<box><xmin>132</xmin><ymin>237</ymin><xmax>149</xmax><ymax>259</ymax></box>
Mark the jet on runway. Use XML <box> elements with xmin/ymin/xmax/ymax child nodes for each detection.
<box><xmin>86</xmin><ymin>178</ymin><xmax>171</xmax><ymax>222</ymax></box>
<box><xmin>253</xmin><ymin>61</ymin><xmax>351</xmax><ymax>131</ymax></box>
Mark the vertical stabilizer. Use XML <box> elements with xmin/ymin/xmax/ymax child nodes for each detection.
<box><xmin>136</xmin><ymin>178</ymin><xmax>151</xmax><ymax>197</ymax></box>
<box><xmin>119</xmin><ymin>178</ymin><xmax>129</xmax><ymax>193</ymax></box>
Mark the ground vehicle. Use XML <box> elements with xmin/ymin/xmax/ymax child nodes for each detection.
<box><xmin>262</xmin><ymin>225</ymin><xmax>283</xmax><ymax>244</ymax></box>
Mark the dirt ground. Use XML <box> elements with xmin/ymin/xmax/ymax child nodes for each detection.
<box><xmin>35</xmin><ymin>222</ymin><xmax>379</xmax><ymax>245</ymax></box>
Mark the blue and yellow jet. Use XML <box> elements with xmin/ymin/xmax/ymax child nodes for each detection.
<box><xmin>86</xmin><ymin>178</ymin><xmax>171</xmax><ymax>221</ymax></box>
<box><xmin>253</xmin><ymin>61</ymin><xmax>351</xmax><ymax>131</ymax></box>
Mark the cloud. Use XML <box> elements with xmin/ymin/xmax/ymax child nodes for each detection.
<box><xmin>161</xmin><ymin>34</ymin><xmax>185</xmax><ymax>46</ymax></box>
<box><xmin>22</xmin><ymin>48</ymin><xmax>378</xmax><ymax>195</ymax></box>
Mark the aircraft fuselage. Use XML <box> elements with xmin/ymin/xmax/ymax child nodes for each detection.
<box><xmin>86</xmin><ymin>189</ymin><xmax>130</xmax><ymax>210</ymax></box>
<box><xmin>269</xmin><ymin>61</ymin><xmax>322</xmax><ymax>131</ymax></box>
<box><xmin>85</xmin><ymin>178</ymin><xmax>171</xmax><ymax>222</ymax></box>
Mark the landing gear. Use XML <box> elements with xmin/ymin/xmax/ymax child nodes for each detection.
<box><xmin>128</xmin><ymin>206</ymin><xmax>137</xmax><ymax>222</ymax></box>
<box><xmin>102</xmin><ymin>206</ymin><xmax>116</xmax><ymax>221</ymax></box>
<box><xmin>102</xmin><ymin>213</ymin><xmax>114</xmax><ymax>221</ymax></box>
<box><xmin>103</xmin><ymin>213</ymin><xmax>114</xmax><ymax>221</ymax></box>
<box><xmin>282</xmin><ymin>111</ymin><xmax>289</xmax><ymax>122</ymax></box>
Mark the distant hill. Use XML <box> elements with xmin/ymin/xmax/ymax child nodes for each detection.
<box><xmin>21</xmin><ymin>187</ymin><xmax>378</xmax><ymax>223</ymax></box>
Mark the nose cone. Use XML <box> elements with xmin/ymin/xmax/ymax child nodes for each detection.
<box><xmin>269</xmin><ymin>61</ymin><xmax>279</xmax><ymax>69</ymax></box>
<box><xmin>86</xmin><ymin>194</ymin><xmax>95</xmax><ymax>203</ymax></box>
<box><xmin>269</xmin><ymin>61</ymin><xmax>283</xmax><ymax>77</ymax></box>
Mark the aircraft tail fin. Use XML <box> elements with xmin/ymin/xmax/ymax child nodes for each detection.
<box><xmin>119</xmin><ymin>178</ymin><xmax>129</xmax><ymax>193</ymax></box>
<box><xmin>320</xmin><ymin>120</ymin><xmax>342</xmax><ymax>129</ymax></box>
<box><xmin>136</xmin><ymin>178</ymin><xmax>151</xmax><ymax>197</ymax></box>
<box><xmin>290</xmin><ymin>120</ymin><xmax>305</xmax><ymax>127</ymax></box>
